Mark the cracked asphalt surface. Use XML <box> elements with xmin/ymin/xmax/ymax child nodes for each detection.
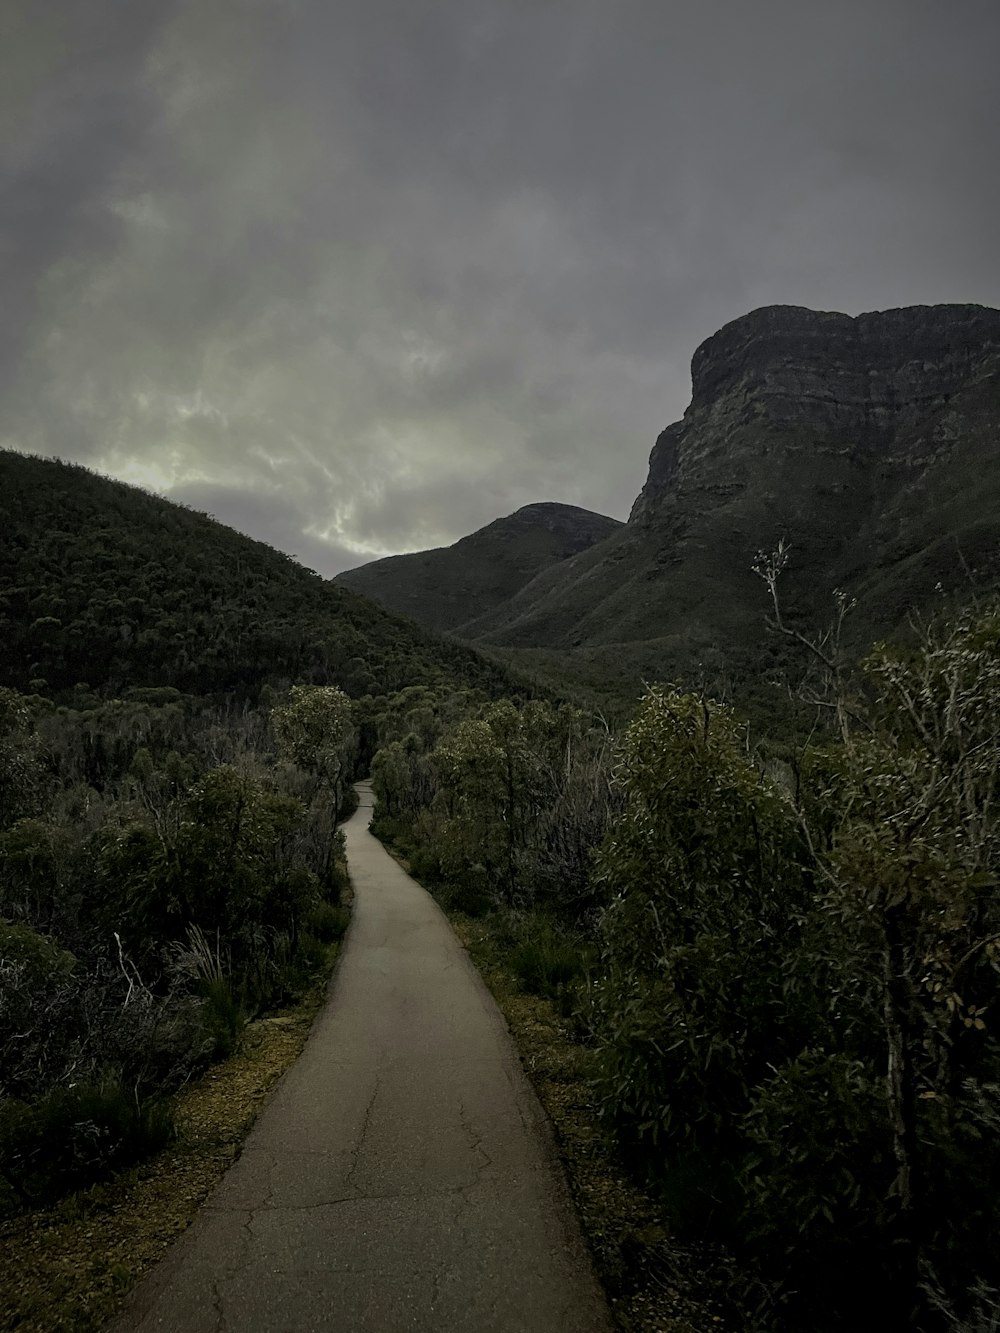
<box><xmin>108</xmin><ymin>782</ymin><xmax>612</xmax><ymax>1331</ymax></box>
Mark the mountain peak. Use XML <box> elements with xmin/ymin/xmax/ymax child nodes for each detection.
<box><xmin>460</xmin><ymin>300</ymin><xmax>1000</xmax><ymax>698</ymax></box>
<box><xmin>336</xmin><ymin>502</ymin><xmax>622</xmax><ymax>632</ymax></box>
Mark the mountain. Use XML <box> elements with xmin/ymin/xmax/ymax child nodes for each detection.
<box><xmin>456</xmin><ymin>304</ymin><xmax>1000</xmax><ymax>698</ymax></box>
<box><xmin>12</xmin><ymin>302</ymin><xmax>996</xmax><ymax>712</ymax></box>
<box><xmin>0</xmin><ymin>451</ymin><xmax>518</xmax><ymax>703</ymax></box>
<box><xmin>335</xmin><ymin>502</ymin><xmax>623</xmax><ymax>631</ymax></box>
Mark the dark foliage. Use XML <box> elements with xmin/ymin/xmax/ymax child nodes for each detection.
<box><xmin>0</xmin><ymin>450</ymin><xmax>517</xmax><ymax>703</ymax></box>
<box><xmin>0</xmin><ymin>675</ymin><xmax>357</xmax><ymax>1211</ymax></box>
<box><xmin>369</xmin><ymin>607</ymin><xmax>1000</xmax><ymax>1332</ymax></box>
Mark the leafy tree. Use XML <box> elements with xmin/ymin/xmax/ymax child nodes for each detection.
<box><xmin>747</xmin><ymin>560</ymin><xmax>1000</xmax><ymax>1325</ymax></box>
<box><xmin>272</xmin><ymin>684</ymin><xmax>353</xmax><ymax>810</ymax></box>
<box><xmin>799</xmin><ymin>610</ymin><xmax>1000</xmax><ymax>1321</ymax></box>
<box><xmin>591</xmin><ymin>687</ymin><xmax>808</xmax><ymax>1189</ymax></box>
<box><xmin>433</xmin><ymin>700</ymin><xmax>561</xmax><ymax>903</ymax></box>
<box><xmin>0</xmin><ymin>689</ymin><xmax>44</xmax><ymax>829</ymax></box>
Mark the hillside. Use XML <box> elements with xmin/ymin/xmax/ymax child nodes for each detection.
<box><xmin>0</xmin><ymin>451</ymin><xmax>516</xmax><ymax>702</ymax></box>
<box><xmin>7</xmin><ymin>303</ymin><xmax>998</xmax><ymax>712</ymax></box>
<box><xmin>456</xmin><ymin>304</ymin><xmax>1000</xmax><ymax>697</ymax></box>
<box><xmin>336</xmin><ymin>502</ymin><xmax>622</xmax><ymax>632</ymax></box>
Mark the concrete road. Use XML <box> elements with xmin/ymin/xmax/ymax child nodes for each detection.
<box><xmin>109</xmin><ymin>782</ymin><xmax>612</xmax><ymax>1332</ymax></box>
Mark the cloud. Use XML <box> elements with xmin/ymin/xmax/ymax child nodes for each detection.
<box><xmin>2</xmin><ymin>0</ymin><xmax>999</xmax><ymax>575</ymax></box>
<box><xmin>166</xmin><ymin>479</ymin><xmax>361</xmax><ymax>576</ymax></box>
<box><xmin>0</xmin><ymin>2</ymin><xmax>178</xmax><ymax>389</ymax></box>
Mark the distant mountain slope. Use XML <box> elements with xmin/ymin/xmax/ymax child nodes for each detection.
<box><xmin>462</xmin><ymin>304</ymin><xmax>1000</xmax><ymax>696</ymax></box>
<box><xmin>335</xmin><ymin>502</ymin><xmax>623</xmax><ymax>631</ymax></box>
<box><xmin>0</xmin><ymin>451</ymin><xmax>517</xmax><ymax>702</ymax></box>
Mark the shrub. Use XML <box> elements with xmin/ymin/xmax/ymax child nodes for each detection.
<box><xmin>325</xmin><ymin>830</ymin><xmax>350</xmax><ymax>904</ymax></box>
<box><xmin>0</xmin><ymin>1078</ymin><xmax>175</xmax><ymax>1208</ymax></box>
<box><xmin>197</xmin><ymin>976</ymin><xmax>245</xmax><ymax>1059</ymax></box>
<box><xmin>307</xmin><ymin>900</ymin><xmax>350</xmax><ymax>943</ymax></box>
<box><xmin>408</xmin><ymin>842</ymin><xmax>442</xmax><ymax>883</ymax></box>
<box><xmin>508</xmin><ymin>917</ymin><xmax>591</xmax><ymax>999</ymax></box>
<box><xmin>591</xmin><ymin>687</ymin><xmax>808</xmax><ymax>1169</ymax></box>
<box><xmin>337</xmin><ymin>784</ymin><xmax>360</xmax><ymax>821</ymax></box>
<box><xmin>434</xmin><ymin>868</ymin><xmax>492</xmax><ymax>919</ymax></box>
<box><xmin>0</xmin><ymin>919</ymin><xmax>76</xmax><ymax>983</ymax></box>
<box><xmin>740</xmin><ymin>1051</ymin><xmax>887</xmax><ymax>1280</ymax></box>
<box><xmin>293</xmin><ymin>930</ymin><xmax>327</xmax><ymax>975</ymax></box>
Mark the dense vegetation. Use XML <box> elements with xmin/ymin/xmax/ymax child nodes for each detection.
<box><xmin>4</xmin><ymin>448</ymin><xmax>999</xmax><ymax>1329</ymax></box>
<box><xmin>370</xmin><ymin>603</ymin><xmax>1000</xmax><ymax>1332</ymax></box>
<box><xmin>0</xmin><ymin>451</ymin><xmax>514</xmax><ymax>702</ymax></box>
<box><xmin>0</xmin><ymin>682</ymin><xmax>357</xmax><ymax>1210</ymax></box>
<box><xmin>0</xmin><ymin>453</ymin><xmax>521</xmax><ymax>1214</ymax></box>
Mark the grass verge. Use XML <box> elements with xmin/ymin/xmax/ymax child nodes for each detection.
<box><xmin>0</xmin><ymin>933</ymin><xmax>346</xmax><ymax>1333</ymax></box>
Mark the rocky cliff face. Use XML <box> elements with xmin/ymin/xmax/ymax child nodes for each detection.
<box><xmin>630</xmin><ymin>304</ymin><xmax>1000</xmax><ymax>525</ymax></box>
<box><xmin>462</xmin><ymin>303</ymin><xmax>1000</xmax><ymax>696</ymax></box>
<box><xmin>334</xmin><ymin>304</ymin><xmax>1000</xmax><ymax>701</ymax></box>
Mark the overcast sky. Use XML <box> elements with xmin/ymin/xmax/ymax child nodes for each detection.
<box><xmin>2</xmin><ymin>0</ymin><xmax>999</xmax><ymax>575</ymax></box>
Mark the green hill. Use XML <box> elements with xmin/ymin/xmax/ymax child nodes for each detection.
<box><xmin>336</xmin><ymin>502</ymin><xmax>623</xmax><ymax>632</ymax></box>
<box><xmin>0</xmin><ymin>451</ymin><xmax>515</xmax><ymax>703</ymax></box>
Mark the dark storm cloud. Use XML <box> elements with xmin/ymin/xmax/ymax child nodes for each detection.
<box><xmin>0</xmin><ymin>1</ymin><xmax>179</xmax><ymax>390</ymax></box>
<box><xmin>3</xmin><ymin>0</ymin><xmax>999</xmax><ymax>574</ymax></box>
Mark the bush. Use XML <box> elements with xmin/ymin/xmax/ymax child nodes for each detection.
<box><xmin>0</xmin><ymin>918</ymin><xmax>76</xmax><ymax>984</ymax></box>
<box><xmin>408</xmin><ymin>843</ymin><xmax>442</xmax><ymax>883</ymax></box>
<box><xmin>337</xmin><ymin>784</ymin><xmax>360</xmax><ymax>821</ymax></box>
<box><xmin>585</xmin><ymin>610</ymin><xmax>1000</xmax><ymax>1327</ymax></box>
<box><xmin>740</xmin><ymin>1051</ymin><xmax>887</xmax><ymax>1288</ymax></box>
<box><xmin>434</xmin><ymin>869</ymin><xmax>492</xmax><ymax>919</ymax></box>
<box><xmin>591</xmin><ymin>688</ymin><xmax>808</xmax><ymax>1168</ymax></box>
<box><xmin>293</xmin><ymin>930</ymin><xmax>327</xmax><ymax>975</ymax></box>
<box><xmin>508</xmin><ymin>917</ymin><xmax>591</xmax><ymax>999</ymax></box>
<box><xmin>325</xmin><ymin>832</ymin><xmax>350</xmax><ymax>904</ymax></box>
<box><xmin>197</xmin><ymin>976</ymin><xmax>245</xmax><ymax>1059</ymax></box>
<box><xmin>0</xmin><ymin>1078</ymin><xmax>175</xmax><ymax>1208</ymax></box>
<box><xmin>2</xmin><ymin>925</ymin><xmax>208</xmax><ymax>1103</ymax></box>
<box><xmin>306</xmin><ymin>900</ymin><xmax>350</xmax><ymax>943</ymax></box>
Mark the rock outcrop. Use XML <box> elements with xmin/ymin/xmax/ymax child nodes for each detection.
<box><xmin>460</xmin><ymin>304</ymin><xmax>1000</xmax><ymax>695</ymax></box>
<box><xmin>335</xmin><ymin>304</ymin><xmax>1000</xmax><ymax>700</ymax></box>
<box><xmin>631</xmin><ymin>303</ymin><xmax>1000</xmax><ymax>523</ymax></box>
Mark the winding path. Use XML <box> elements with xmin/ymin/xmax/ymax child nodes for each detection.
<box><xmin>110</xmin><ymin>782</ymin><xmax>612</xmax><ymax>1331</ymax></box>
